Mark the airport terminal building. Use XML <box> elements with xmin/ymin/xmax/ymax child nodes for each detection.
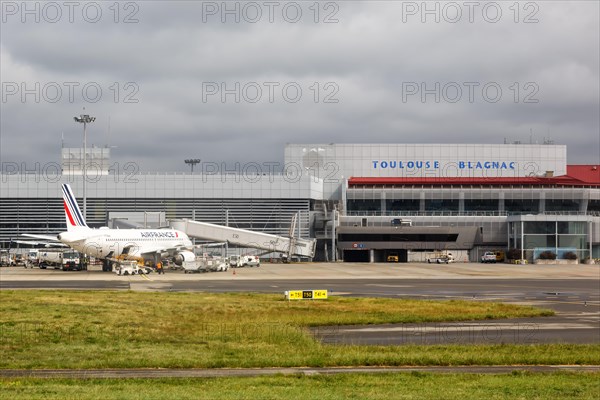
<box><xmin>2</xmin><ymin>143</ymin><xmax>599</xmax><ymax>263</ymax></box>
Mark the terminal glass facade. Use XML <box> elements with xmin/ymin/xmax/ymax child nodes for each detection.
<box><xmin>509</xmin><ymin>218</ymin><xmax>591</xmax><ymax>260</ymax></box>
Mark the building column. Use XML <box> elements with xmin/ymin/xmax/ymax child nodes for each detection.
<box><xmin>369</xmin><ymin>249</ymin><xmax>375</xmax><ymax>263</ymax></box>
<box><xmin>589</xmin><ymin>221</ymin><xmax>593</xmax><ymax>259</ymax></box>
<box><xmin>381</xmin><ymin>192</ymin><xmax>387</xmax><ymax>215</ymax></box>
<box><xmin>507</xmin><ymin>221</ymin><xmax>512</xmax><ymax>251</ymax></box>
<box><xmin>459</xmin><ymin>192</ymin><xmax>465</xmax><ymax>213</ymax></box>
<box><xmin>539</xmin><ymin>192</ymin><xmax>545</xmax><ymax>213</ymax></box>
<box><xmin>331</xmin><ymin>208</ymin><xmax>337</xmax><ymax>262</ymax></box>
<box><xmin>520</xmin><ymin>220</ymin><xmax>525</xmax><ymax>261</ymax></box>
<box><xmin>420</xmin><ymin>192</ymin><xmax>426</xmax><ymax>212</ymax></box>
<box><xmin>580</xmin><ymin>198</ymin><xmax>588</xmax><ymax>213</ymax></box>
<box><xmin>498</xmin><ymin>192</ymin><xmax>505</xmax><ymax>213</ymax></box>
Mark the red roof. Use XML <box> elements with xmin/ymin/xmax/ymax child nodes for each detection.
<box><xmin>566</xmin><ymin>165</ymin><xmax>600</xmax><ymax>184</ymax></box>
<box><xmin>349</xmin><ymin>165</ymin><xmax>600</xmax><ymax>187</ymax></box>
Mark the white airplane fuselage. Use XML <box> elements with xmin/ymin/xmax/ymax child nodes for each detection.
<box><xmin>58</xmin><ymin>228</ymin><xmax>193</xmax><ymax>261</ymax></box>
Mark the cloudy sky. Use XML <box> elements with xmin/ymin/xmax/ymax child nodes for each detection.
<box><xmin>1</xmin><ymin>1</ymin><xmax>598</xmax><ymax>173</ymax></box>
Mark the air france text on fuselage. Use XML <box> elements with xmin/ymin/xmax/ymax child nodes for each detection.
<box><xmin>140</xmin><ymin>231</ymin><xmax>178</xmax><ymax>238</ymax></box>
<box><xmin>371</xmin><ymin>161</ymin><xmax>516</xmax><ymax>170</ymax></box>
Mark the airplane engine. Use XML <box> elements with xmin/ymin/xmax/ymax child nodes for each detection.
<box><xmin>173</xmin><ymin>250</ymin><xmax>195</xmax><ymax>266</ymax></box>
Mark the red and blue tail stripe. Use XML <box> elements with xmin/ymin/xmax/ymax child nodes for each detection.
<box><xmin>62</xmin><ymin>184</ymin><xmax>88</xmax><ymax>228</ymax></box>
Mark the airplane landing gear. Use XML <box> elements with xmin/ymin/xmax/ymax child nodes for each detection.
<box><xmin>102</xmin><ymin>259</ymin><xmax>112</xmax><ymax>272</ymax></box>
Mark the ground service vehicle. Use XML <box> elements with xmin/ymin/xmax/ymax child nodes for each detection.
<box><xmin>387</xmin><ymin>253</ymin><xmax>399</xmax><ymax>262</ymax></box>
<box><xmin>183</xmin><ymin>254</ymin><xmax>229</xmax><ymax>273</ymax></box>
<box><xmin>494</xmin><ymin>250</ymin><xmax>505</xmax><ymax>262</ymax></box>
<box><xmin>427</xmin><ymin>252</ymin><xmax>455</xmax><ymax>264</ymax></box>
<box><xmin>229</xmin><ymin>255</ymin><xmax>240</xmax><ymax>268</ymax></box>
<box><xmin>10</xmin><ymin>253</ymin><xmax>26</xmax><ymax>266</ymax></box>
<box><xmin>39</xmin><ymin>250</ymin><xmax>87</xmax><ymax>270</ymax></box>
<box><xmin>38</xmin><ymin>250</ymin><xmax>64</xmax><ymax>269</ymax></box>
<box><xmin>233</xmin><ymin>255</ymin><xmax>260</xmax><ymax>268</ymax></box>
<box><xmin>62</xmin><ymin>250</ymin><xmax>87</xmax><ymax>271</ymax></box>
<box><xmin>115</xmin><ymin>261</ymin><xmax>152</xmax><ymax>275</ymax></box>
<box><xmin>481</xmin><ymin>252</ymin><xmax>497</xmax><ymax>263</ymax></box>
<box><xmin>0</xmin><ymin>250</ymin><xmax>10</xmax><ymax>267</ymax></box>
<box><xmin>27</xmin><ymin>250</ymin><xmax>39</xmax><ymax>266</ymax></box>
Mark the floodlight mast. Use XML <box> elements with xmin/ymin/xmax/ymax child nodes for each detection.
<box><xmin>185</xmin><ymin>159</ymin><xmax>201</xmax><ymax>174</ymax></box>
<box><xmin>73</xmin><ymin>113</ymin><xmax>96</xmax><ymax>220</ymax></box>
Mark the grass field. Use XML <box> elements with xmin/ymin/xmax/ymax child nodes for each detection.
<box><xmin>1</xmin><ymin>373</ymin><xmax>599</xmax><ymax>400</ymax></box>
<box><xmin>1</xmin><ymin>291</ymin><xmax>599</xmax><ymax>369</ymax></box>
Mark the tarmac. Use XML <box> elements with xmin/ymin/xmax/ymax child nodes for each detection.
<box><xmin>1</xmin><ymin>261</ymin><xmax>599</xmax><ymax>281</ymax></box>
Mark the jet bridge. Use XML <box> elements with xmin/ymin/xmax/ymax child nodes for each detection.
<box><xmin>170</xmin><ymin>218</ymin><xmax>316</xmax><ymax>259</ymax></box>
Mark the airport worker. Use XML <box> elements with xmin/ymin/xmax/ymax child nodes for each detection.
<box><xmin>156</xmin><ymin>261</ymin><xmax>163</xmax><ymax>274</ymax></box>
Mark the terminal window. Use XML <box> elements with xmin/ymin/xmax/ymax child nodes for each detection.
<box><xmin>505</xmin><ymin>200</ymin><xmax>538</xmax><ymax>213</ymax></box>
<box><xmin>386</xmin><ymin>200</ymin><xmax>420</xmax><ymax>211</ymax></box>
<box><xmin>545</xmin><ymin>199</ymin><xmax>580</xmax><ymax>212</ymax></box>
<box><xmin>464</xmin><ymin>199</ymin><xmax>499</xmax><ymax>212</ymax></box>
<box><xmin>588</xmin><ymin>200</ymin><xmax>600</xmax><ymax>212</ymax></box>
<box><xmin>425</xmin><ymin>199</ymin><xmax>459</xmax><ymax>212</ymax></box>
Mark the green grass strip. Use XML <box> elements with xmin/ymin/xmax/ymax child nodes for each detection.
<box><xmin>2</xmin><ymin>290</ymin><xmax>598</xmax><ymax>369</ymax></box>
<box><xmin>1</xmin><ymin>372</ymin><xmax>599</xmax><ymax>400</ymax></box>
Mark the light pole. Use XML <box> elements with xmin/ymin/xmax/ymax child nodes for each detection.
<box><xmin>185</xmin><ymin>159</ymin><xmax>201</xmax><ymax>174</ymax></box>
<box><xmin>74</xmin><ymin>112</ymin><xmax>96</xmax><ymax>221</ymax></box>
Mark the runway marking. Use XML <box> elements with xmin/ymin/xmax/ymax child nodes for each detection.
<box><xmin>140</xmin><ymin>274</ymin><xmax>151</xmax><ymax>281</ymax></box>
<box><xmin>366</xmin><ymin>284</ymin><xmax>413</xmax><ymax>288</ymax></box>
<box><xmin>534</xmin><ymin>300</ymin><xmax>600</xmax><ymax>306</ymax></box>
<box><xmin>339</xmin><ymin>322</ymin><xmax>598</xmax><ymax>333</ymax></box>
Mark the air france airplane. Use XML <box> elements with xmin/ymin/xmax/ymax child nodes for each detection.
<box><xmin>58</xmin><ymin>184</ymin><xmax>195</xmax><ymax>271</ymax></box>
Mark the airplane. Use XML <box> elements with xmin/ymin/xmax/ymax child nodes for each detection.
<box><xmin>57</xmin><ymin>184</ymin><xmax>195</xmax><ymax>271</ymax></box>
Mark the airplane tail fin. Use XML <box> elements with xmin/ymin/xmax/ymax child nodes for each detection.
<box><xmin>62</xmin><ymin>184</ymin><xmax>90</xmax><ymax>231</ymax></box>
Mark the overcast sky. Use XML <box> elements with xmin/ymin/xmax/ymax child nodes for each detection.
<box><xmin>1</xmin><ymin>1</ymin><xmax>598</xmax><ymax>173</ymax></box>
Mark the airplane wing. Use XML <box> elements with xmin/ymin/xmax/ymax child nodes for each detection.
<box><xmin>22</xmin><ymin>233</ymin><xmax>61</xmax><ymax>242</ymax></box>
<box><xmin>12</xmin><ymin>239</ymin><xmax>68</xmax><ymax>247</ymax></box>
<box><xmin>140</xmin><ymin>245</ymin><xmax>191</xmax><ymax>257</ymax></box>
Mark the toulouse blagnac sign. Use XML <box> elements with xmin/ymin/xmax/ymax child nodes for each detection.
<box><xmin>371</xmin><ymin>160</ymin><xmax>516</xmax><ymax>170</ymax></box>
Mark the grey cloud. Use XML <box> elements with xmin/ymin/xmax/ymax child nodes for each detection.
<box><xmin>1</xmin><ymin>1</ymin><xmax>598</xmax><ymax>172</ymax></box>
